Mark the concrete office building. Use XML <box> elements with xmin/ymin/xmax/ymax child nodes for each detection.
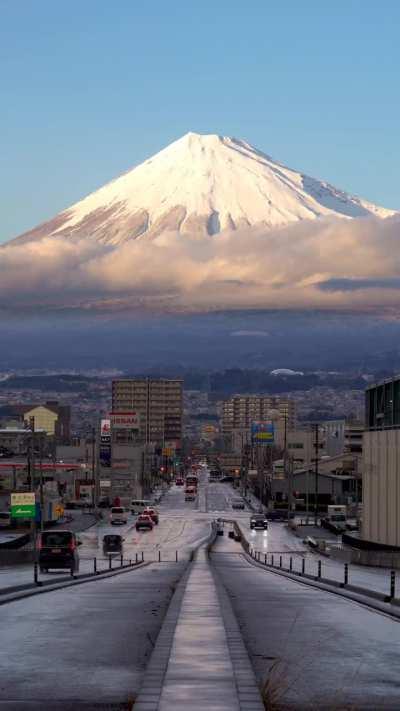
<box><xmin>112</xmin><ymin>378</ymin><xmax>183</xmax><ymax>450</ymax></box>
<box><xmin>363</xmin><ymin>376</ymin><xmax>400</xmax><ymax>547</ymax></box>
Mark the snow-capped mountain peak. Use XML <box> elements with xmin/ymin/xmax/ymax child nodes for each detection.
<box><xmin>9</xmin><ymin>132</ymin><xmax>397</xmax><ymax>247</ymax></box>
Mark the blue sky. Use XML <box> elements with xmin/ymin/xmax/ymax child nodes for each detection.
<box><xmin>1</xmin><ymin>0</ymin><xmax>399</xmax><ymax>243</ymax></box>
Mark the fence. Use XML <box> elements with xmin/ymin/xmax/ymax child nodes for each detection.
<box><xmin>248</xmin><ymin>548</ymin><xmax>399</xmax><ymax>604</ymax></box>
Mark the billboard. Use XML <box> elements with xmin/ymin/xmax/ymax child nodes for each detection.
<box><xmin>110</xmin><ymin>412</ymin><xmax>140</xmax><ymax>430</ymax></box>
<box><xmin>100</xmin><ymin>418</ymin><xmax>111</xmax><ymax>467</ymax></box>
<box><xmin>251</xmin><ymin>420</ymin><xmax>274</xmax><ymax>445</ymax></box>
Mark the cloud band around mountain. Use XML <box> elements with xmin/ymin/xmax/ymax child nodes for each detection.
<box><xmin>0</xmin><ymin>215</ymin><xmax>399</xmax><ymax>314</ymax></box>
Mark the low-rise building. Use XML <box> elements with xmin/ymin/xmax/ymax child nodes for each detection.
<box><xmin>363</xmin><ymin>376</ymin><xmax>400</xmax><ymax>547</ymax></box>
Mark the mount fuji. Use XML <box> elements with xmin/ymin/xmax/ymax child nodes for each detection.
<box><xmin>9</xmin><ymin>132</ymin><xmax>396</xmax><ymax>247</ymax></box>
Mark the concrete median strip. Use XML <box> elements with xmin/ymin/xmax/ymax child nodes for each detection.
<box><xmin>135</xmin><ymin>541</ymin><xmax>264</xmax><ymax>711</ymax></box>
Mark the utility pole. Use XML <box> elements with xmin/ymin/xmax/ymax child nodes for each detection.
<box><xmin>314</xmin><ymin>424</ymin><xmax>319</xmax><ymax>526</ymax></box>
<box><xmin>91</xmin><ymin>425</ymin><xmax>96</xmax><ymax>505</ymax></box>
<box><xmin>39</xmin><ymin>431</ymin><xmax>44</xmax><ymax>532</ymax></box>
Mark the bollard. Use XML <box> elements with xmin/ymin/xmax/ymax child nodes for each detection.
<box><xmin>279</xmin><ymin>555</ymin><xmax>282</xmax><ymax>568</ymax></box>
<box><xmin>264</xmin><ymin>553</ymin><xmax>267</xmax><ymax>565</ymax></box>
<box><xmin>390</xmin><ymin>570</ymin><xmax>396</xmax><ymax>598</ymax></box>
<box><xmin>344</xmin><ymin>563</ymin><xmax>348</xmax><ymax>586</ymax></box>
<box><xmin>176</xmin><ymin>550</ymin><xmax>178</xmax><ymax>562</ymax></box>
<box><xmin>136</xmin><ymin>552</ymin><xmax>138</xmax><ymax>564</ymax></box>
<box><xmin>109</xmin><ymin>555</ymin><xmax>112</xmax><ymax>570</ymax></box>
<box><xmin>34</xmin><ymin>561</ymin><xmax>39</xmax><ymax>585</ymax></box>
<box><xmin>289</xmin><ymin>557</ymin><xmax>293</xmax><ymax>572</ymax></box>
<box><xmin>258</xmin><ymin>551</ymin><xmax>261</xmax><ymax>562</ymax></box>
<box><xmin>120</xmin><ymin>554</ymin><xmax>123</xmax><ymax>567</ymax></box>
<box><xmin>158</xmin><ymin>550</ymin><xmax>161</xmax><ymax>563</ymax></box>
<box><xmin>271</xmin><ymin>554</ymin><xmax>274</xmax><ymax>567</ymax></box>
<box><xmin>141</xmin><ymin>551</ymin><xmax>144</xmax><ymax>562</ymax></box>
<box><xmin>94</xmin><ymin>557</ymin><xmax>97</xmax><ymax>574</ymax></box>
<box><xmin>302</xmin><ymin>558</ymin><xmax>305</xmax><ymax>576</ymax></box>
<box><xmin>318</xmin><ymin>560</ymin><xmax>322</xmax><ymax>578</ymax></box>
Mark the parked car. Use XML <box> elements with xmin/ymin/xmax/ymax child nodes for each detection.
<box><xmin>232</xmin><ymin>499</ymin><xmax>245</xmax><ymax>510</ymax></box>
<box><xmin>143</xmin><ymin>507</ymin><xmax>159</xmax><ymax>525</ymax></box>
<box><xmin>0</xmin><ymin>511</ymin><xmax>11</xmax><ymax>528</ymax></box>
<box><xmin>102</xmin><ymin>534</ymin><xmax>123</xmax><ymax>556</ymax></box>
<box><xmin>98</xmin><ymin>496</ymin><xmax>110</xmax><ymax>509</ymax></box>
<box><xmin>250</xmin><ymin>514</ymin><xmax>269</xmax><ymax>530</ymax></box>
<box><xmin>175</xmin><ymin>478</ymin><xmax>184</xmax><ymax>486</ymax></box>
<box><xmin>110</xmin><ymin>506</ymin><xmax>128</xmax><ymax>525</ymax></box>
<box><xmin>136</xmin><ymin>514</ymin><xmax>154</xmax><ymax>531</ymax></box>
<box><xmin>38</xmin><ymin>530</ymin><xmax>81</xmax><ymax>573</ymax></box>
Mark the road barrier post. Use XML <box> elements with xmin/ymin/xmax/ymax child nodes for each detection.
<box><xmin>158</xmin><ymin>550</ymin><xmax>161</xmax><ymax>563</ymax></box>
<box><xmin>344</xmin><ymin>563</ymin><xmax>348</xmax><ymax>586</ymax></box>
<box><xmin>34</xmin><ymin>561</ymin><xmax>39</xmax><ymax>585</ymax></box>
<box><xmin>318</xmin><ymin>560</ymin><xmax>322</xmax><ymax>578</ymax></box>
<box><xmin>271</xmin><ymin>554</ymin><xmax>274</xmax><ymax>567</ymax></box>
<box><xmin>141</xmin><ymin>551</ymin><xmax>144</xmax><ymax>562</ymax></box>
<box><xmin>264</xmin><ymin>553</ymin><xmax>267</xmax><ymax>565</ymax></box>
<box><xmin>279</xmin><ymin>555</ymin><xmax>282</xmax><ymax>568</ymax></box>
<box><xmin>176</xmin><ymin>550</ymin><xmax>178</xmax><ymax>562</ymax></box>
<box><xmin>289</xmin><ymin>557</ymin><xmax>293</xmax><ymax>572</ymax></box>
<box><xmin>94</xmin><ymin>557</ymin><xmax>97</xmax><ymax>574</ymax></box>
<box><xmin>109</xmin><ymin>555</ymin><xmax>112</xmax><ymax>570</ymax></box>
<box><xmin>302</xmin><ymin>558</ymin><xmax>305</xmax><ymax>575</ymax></box>
<box><xmin>120</xmin><ymin>554</ymin><xmax>123</xmax><ymax>567</ymax></box>
<box><xmin>390</xmin><ymin>570</ymin><xmax>396</xmax><ymax>598</ymax></box>
<box><xmin>136</xmin><ymin>553</ymin><xmax>138</xmax><ymax>564</ymax></box>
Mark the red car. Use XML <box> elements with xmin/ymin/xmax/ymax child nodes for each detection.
<box><xmin>143</xmin><ymin>507</ymin><xmax>159</xmax><ymax>525</ymax></box>
<box><xmin>136</xmin><ymin>514</ymin><xmax>153</xmax><ymax>531</ymax></box>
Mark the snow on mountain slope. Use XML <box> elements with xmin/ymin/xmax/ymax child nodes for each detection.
<box><xmin>9</xmin><ymin>132</ymin><xmax>397</xmax><ymax>247</ymax></box>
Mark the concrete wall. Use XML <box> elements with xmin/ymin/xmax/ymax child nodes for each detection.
<box><xmin>363</xmin><ymin>429</ymin><xmax>400</xmax><ymax>547</ymax></box>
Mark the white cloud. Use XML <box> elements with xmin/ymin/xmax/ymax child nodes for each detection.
<box><xmin>1</xmin><ymin>215</ymin><xmax>400</xmax><ymax>313</ymax></box>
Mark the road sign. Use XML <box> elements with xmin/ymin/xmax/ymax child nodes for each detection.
<box><xmin>11</xmin><ymin>492</ymin><xmax>36</xmax><ymax>519</ymax></box>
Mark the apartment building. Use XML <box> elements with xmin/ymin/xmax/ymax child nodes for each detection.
<box><xmin>222</xmin><ymin>394</ymin><xmax>296</xmax><ymax>449</ymax></box>
<box><xmin>112</xmin><ymin>378</ymin><xmax>183</xmax><ymax>449</ymax></box>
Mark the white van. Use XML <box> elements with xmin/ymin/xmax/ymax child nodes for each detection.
<box><xmin>110</xmin><ymin>507</ymin><xmax>128</xmax><ymax>525</ymax></box>
<box><xmin>130</xmin><ymin>499</ymin><xmax>152</xmax><ymax>515</ymax></box>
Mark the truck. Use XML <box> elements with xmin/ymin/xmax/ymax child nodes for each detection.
<box><xmin>323</xmin><ymin>505</ymin><xmax>347</xmax><ymax>532</ymax></box>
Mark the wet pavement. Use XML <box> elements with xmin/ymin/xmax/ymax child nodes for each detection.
<box><xmin>0</xmin><ymin>562</ymin><xmax>186</xmax><ymax>708</ymax></box>
<box><xmin>211</xmin><ymin>533</ymin><xmax>400</xmax><ymax>709</ymax></box>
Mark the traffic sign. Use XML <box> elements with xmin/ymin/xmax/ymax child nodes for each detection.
<box><xmin>11</xmin><ymin>492</ymin><xmax>36</xmax><ymax>519</ymax></box>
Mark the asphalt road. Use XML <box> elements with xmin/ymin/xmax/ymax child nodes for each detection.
<box><xmin>243</xmin><ymin>519</ymin><xmax>396</xmax><ymax>597</ymax></box>
<box><xmin>211</xmin><ymin>533</ymin><xmax>400</xmax><ymax>709</ymax></box>
<box><xmin>0</xmin><ymin>471</ymin><xmax>248</xmax><ymax>590</ymax></box>
<box><xmin>0</xmin><ymin>562</ymin><xmax>186</xmax><ymax>709</ymax></box>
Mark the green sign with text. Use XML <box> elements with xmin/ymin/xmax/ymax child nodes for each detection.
<box><xmin>11</xmin><ymin>492</ymin><xmax>36</xmax><ymax>519</ymax></box>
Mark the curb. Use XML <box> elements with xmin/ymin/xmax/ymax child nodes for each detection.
<box><xmin>211</xmin><ymin>564</ymin><xmax>265</xmax><ymax>710</ymax></box>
